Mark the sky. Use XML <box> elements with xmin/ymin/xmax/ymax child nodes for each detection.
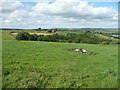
<box><xmin>0</xmin><ymin>0</ymin><xmax>119</xmax><ymax>29</ymax></box>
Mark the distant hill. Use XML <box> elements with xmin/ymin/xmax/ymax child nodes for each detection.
<box><xmin>51</xmin><ymin>28</ymin><xmax>118</xmax><ymax>33</ymax></box>
<box><xmin>0</xmin><ymin>28</ymin><xmax>118</xmax><ymax>33</ymax></box>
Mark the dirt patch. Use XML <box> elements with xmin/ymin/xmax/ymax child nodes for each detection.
<box><xmin>68</xmin><ymin>48</ymin><xmax>97</xmax><ymax>55</ymax></box>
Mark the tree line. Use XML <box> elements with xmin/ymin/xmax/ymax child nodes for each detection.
<box><xmin>15</xmin><ymin>32</ymin><xmax>118</xmax><ymax>44</ymax></box>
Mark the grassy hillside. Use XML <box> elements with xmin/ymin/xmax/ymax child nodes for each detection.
<box><xmin>95</xmin><ymin>34</ymin><xmax>118</xmax><ymax>42</ymax></box>
<box><xmin>2</xmin><ymin>30</ymin><xmax>118</xmax><ymax>88</ymax></box>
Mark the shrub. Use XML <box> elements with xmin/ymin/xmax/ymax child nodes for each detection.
<box><xmin>41</xmin><ymin>36</ymin><xmax>48</xmax><ymax>41</ymax></box>
<box><xmin>29</xmin><ymin>34</ymin><xmax>38</xmax><ymax>41</ymax></box>
<box><xmin>37</xmin><ymin>35</ymin><xmax>44</xmax><ymax>41</ymax></box>
<box><xmin>101</xmin><ymin>41</ymin><xmax>110</xmax><ymax>44</ymax></box>
<box><xmin>16</xmin><ymin>32</ymin><xmax>30</xmax><ymax>40</ymax></box>
<box><xmin>66</xmin><ymin>33</ymin><xmax>77</xmax><ymax>39</ymax></box>
<box><xmin>47</xmin><ymin>35</ymin><xmax>58</xmax><ymax>42</ymax></box>
<box><xmin>10</xmin><ymin>31</ymin><xmax>15</xmax><ymax>33</ymax></box>
<box><xmin>72</xmin><ymin>37</ymin><xmax>81</xmax><ymax>43</ymax></box>
<box><xmin>68</xmin><ymin>39</ymin><xmax>73</xmax><ymax>43</ymax></box>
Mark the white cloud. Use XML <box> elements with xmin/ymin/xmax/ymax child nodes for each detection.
<box><xmin>18</xmin><ymin>0</ymin><xmax>119</xmax><ymax>2</ymax></box>
<box><xmin>0</xmin><ymin>0</ymin><xmax>118</xmax><ymax>29</ymax></box>
<box><xmin>32</xmin><ymin>0</ymin><xmax>118</xmax><ymax>21</ymax></box>
<box><xmin>1</xmin><ymin>0</ymin><xmax>24</xmax><ymax>14</ymax></box>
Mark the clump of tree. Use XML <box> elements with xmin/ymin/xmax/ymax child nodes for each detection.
<box><xmin>29</xmin><ymin>34</ymin><xmax>38</xmax><ymax>41</ymax></box>
<box><xmin>66</xmin><ymin>33</ymin><xmax>103</xmax><ymax>44</ymax></box>
<box><xmin>37</xmin><ymin>33</ymin><xmax>66</xmax><ymax>42</ymax></box>
<box><xmin>36</xmin><ymin>28</ymin><xmax>42</xmax><ymax>31</ymax></box>
<box><xmin>15</xmin><ymin>32</ymin><xmax>116</xmax><ymax>44</ymax></box>
<box><xmin>16</xmin><ymin>32</ymin><xmax>30</xmax><ymax>40</ymax></box>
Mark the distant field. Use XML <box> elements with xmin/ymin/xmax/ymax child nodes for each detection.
<box><xmin>11</xmin><ymin>32</ymin><xmax>53</xmax><ymax>36</ymax></box>
<box><xmin>2</xmin><ymin>30</ymin><xmax>53</xmax><ymax>40</ymax></box>
<box><xmin>95</xmin><ymin>34</ymin><xmax>118</xmax><ymax>42</ymax></box>
<box><xmin>2</xmin><ymin>30</ymin><xmax>118</xmax><ymax>88</ymax></box>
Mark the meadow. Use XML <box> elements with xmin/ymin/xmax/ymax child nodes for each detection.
<box><xmin>2</xmin><ymin>30</ymin><xmax>118</xmax><ymax>88</ymax></box>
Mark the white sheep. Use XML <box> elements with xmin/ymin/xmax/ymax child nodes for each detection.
<box><xmin>75</xmin><ymin>49</ymin><xmax>80</xmax><ymax>52</ymax></box>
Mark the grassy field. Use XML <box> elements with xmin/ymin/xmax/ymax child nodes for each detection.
<box><xmin>95</xmin><ymin>34</ymin><xmax>118</xmax><ymax>42</ymax></box>
<box><xmin>2</xmin><ymin>30</ymin><xmax>118</xmax><ymax>88</ymax></box>
<box><xmin>11</xmin><ymin>32</ymin><xmax>53</xmax><ymax>36</ymax></box>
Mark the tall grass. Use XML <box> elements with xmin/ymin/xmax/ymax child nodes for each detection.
<box><xmin>2</xmin><ymin>30</ymin><xmax>118</xmax><ymax>88</ymax></box>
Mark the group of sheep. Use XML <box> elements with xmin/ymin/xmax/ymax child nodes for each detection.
<box><xmin>69</xmin><ymin>48</ymin><xmax>97</xmax><ymax>55</ymax></box>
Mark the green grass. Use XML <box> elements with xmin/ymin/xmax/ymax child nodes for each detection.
<box><xmin>2</xmin><ymin>30</ymin><xmax>118</xmax><ymax>88</ymax></box>
<box><xmin>96</xmin><ymin>34</ymin><xmax>118</xmax><ymax>42</ymax></box>
<box><xmin>11</xmin><ymin>32</ymin><xmax>53</xmax><ymax>36</ymax></box>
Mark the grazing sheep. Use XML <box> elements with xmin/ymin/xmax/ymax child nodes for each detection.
<box><xmin>75</xmin><ymin>49</ymin><xmax>80</xmax><ymax>52</ymax></box>
<box><xmin>68</xmin><ymin>48</ymin><xmax>97</xmax><ymax>55</ymax></box>
<box><xmin>74</xmin><ymin>48</ymin><xmax>88</xmax><ymax>53</ymax></box>
<box><xmin>82</xmin><ymin>49</ymin><xmax>87</xmax><ymax>53</ymax></box>
<box><xmin>79</xmin><ymin>48</ymin><xmax>87</xmax><ymax>53</ymax></box>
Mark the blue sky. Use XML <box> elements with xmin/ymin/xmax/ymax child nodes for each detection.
<box><xmin>22</xmin><ymin>2</ymin><xmax>118</xmax><ymax>11</ymax></box>
<box><xmin>1</xmin><ymin>0</ymin><xmax>118</xmax><ymax>29</ymax></box>
<box><xmin>89</xmin><ymin>2</ymin><xmax>118</xmax><ymax>10</ymax></box>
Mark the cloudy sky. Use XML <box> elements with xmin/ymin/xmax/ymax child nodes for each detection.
<box><xmin>0</xmin><ymin>0</ymin><xmax>118</xmax><ymax>29</ymax></box>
